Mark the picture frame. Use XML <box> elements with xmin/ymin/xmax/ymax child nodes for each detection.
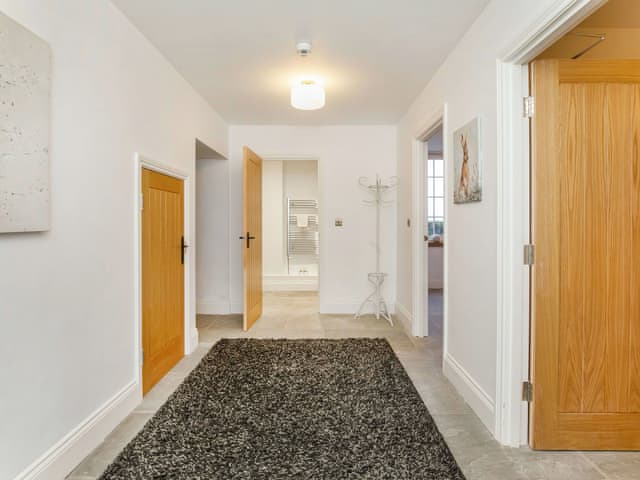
<box><xmin>453</xmin><ymin>117</ymin><xmax>482</xmax><ymax>204</ymax></box>
<box><xmin>0</xmin><ymin>12</ymin><xmax>52</xmax><ymax>233</ymax></box>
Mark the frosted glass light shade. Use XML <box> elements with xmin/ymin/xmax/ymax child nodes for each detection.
<box><xmin>291</xmin><ymin>80</ymin><xmax>325</xmax><ymax>110</ymax></box>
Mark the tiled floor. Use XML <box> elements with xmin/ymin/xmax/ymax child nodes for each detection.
<box><xmin>428</xmin><ymin>288</ymin><xmax>443</xmax><ymax>338</ymax></box>
<box><xmin>68</xmin><ymin>291</ymin><xmax>640</xmax><ymax>479</ymax></box>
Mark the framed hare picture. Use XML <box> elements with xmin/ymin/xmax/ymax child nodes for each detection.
<box><xmin>453</xmin><ymin>118</ymin><xmax>481</xmax><ymax>204</ymax></box>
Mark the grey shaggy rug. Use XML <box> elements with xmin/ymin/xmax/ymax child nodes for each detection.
<box><xmin>99</xmin><ymin>339</ymin><xmax>465</xmax><ymax>479</ymax></box>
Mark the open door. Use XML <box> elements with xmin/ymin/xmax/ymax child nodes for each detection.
<box><xmin>241</xmin><ymin>146</ymin><xmax>263</xmax><ymax>330</ymax></box>
<box><xmin>530</xmin><ymin>59</ymin><xmax>640</xmax><ymax>450</ymax></box>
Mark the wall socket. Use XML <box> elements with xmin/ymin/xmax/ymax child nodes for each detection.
<box><xmin>335</xmin><ymin>218</ymin><xmax>344</xmax><ymax>227</ymax></box>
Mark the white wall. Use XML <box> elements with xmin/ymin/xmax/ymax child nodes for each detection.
<box><xmin>396</xmin><ymin>0</ymin><xmax>567</xmax><ymax>433</ymax></box>
<box><xmin>263</xmin><ymin>159</ymin><xmax>319</xmax><ymax>278</ymax></box>
<box><xmin>262</xmin><ymin>160</ymin><xmax>287</xmax><ymax>276</ymax></box>
<box><xmin>284</xmin><ymin>160</ymin><xmax>319</xmax><ymax>202</ymax></box>
<box><xmin>284</xmin><ymin>160</ymin><xmax>319</xmax><ymax>277</ymax></box>
<box><xmin>0</xmin><ymin>1</ymin><xmax>227</xmax><ymax>478</ymax></box>
<box><xmin>196</xmin><ymin>158</ymin><xmax>230</xmax><ymax>314</ymax></box>
<box><xmin>230</xmin><ymin>126</ymin><xmax>396</xmax><ymax>313</ymax></box>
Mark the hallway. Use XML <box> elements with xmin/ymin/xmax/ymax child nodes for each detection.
<box><xmin>4</xmin><ymin>2</ymin><xmax>640</xmax><ymax>477</ymax></box>
<box><xmin>68</xmin><ymin>292</ymin><xmax>637</xmax><ymax>480</ymax></box>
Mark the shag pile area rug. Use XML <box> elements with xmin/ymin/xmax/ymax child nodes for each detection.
<box><xmin>100</xmin><ymin>338</ymin><xmax>465</xmax><ymax>479</ymax></box>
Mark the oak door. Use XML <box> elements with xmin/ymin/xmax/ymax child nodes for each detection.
<box><xmin>530</xmin><ymin>59</ymin><xmax>640</xmax><ymax>450</ymax></box>
<box><xmin>141</xmin><ymin>168</ymin><xmax>185</xmax><ymax>395</ymax></box>
<box><xmin>242</xmin><ymin>147</ymin><xmax>263</xmax><ymax>330</ymax></box>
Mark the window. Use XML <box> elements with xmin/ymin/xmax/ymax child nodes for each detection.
<box><xmin>427</xmin><ymin>158</ymin><xmax>444</xmax><ymax>238</ymax></box>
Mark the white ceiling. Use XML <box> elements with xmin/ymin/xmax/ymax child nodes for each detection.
<box><xmin>112</xmin><ymin>0</ymin><xmax>490</xmax><ymax>125</ymax></box>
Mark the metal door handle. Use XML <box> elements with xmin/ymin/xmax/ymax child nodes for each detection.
<box><xmin>181</xmin><ymin>236</ymin><xmax>189</xmax><ymax>265</ymax></box>
<box><xmin>239</xmin><ymin>232</ymin><xmax>256</xmax><ymax>248</ymax></box>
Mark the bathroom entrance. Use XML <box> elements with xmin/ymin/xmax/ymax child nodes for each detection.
<box><xmin>262</xmin><ymin>159</ymin><xmax>319</xmax><ymax>293</ymax></box>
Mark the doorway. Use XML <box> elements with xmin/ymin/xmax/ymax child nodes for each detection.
<box><xmin>262</xmin><ymin>159</ymin><xmax>320</xmax><ymax>294</ymax></box>
<box><xmin>141</xmin><ymin>167</ymin><xmax>185</xmax><ymax>395</ymax></box>
<box><xmin>195</xmin><ymin>140</ymin><xmax>230</xmax><ymax>316</ymax></box>
<box><xmin>411</xmin><ymin>109</ymin><xmax>446</xmax><ymax>339</ymax></box>
<box><xmin>423</xmin><ymin>127</ymin><xmax>445</xmax><ymax>339</ymax></box>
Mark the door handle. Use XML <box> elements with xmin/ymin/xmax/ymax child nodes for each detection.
<box><xmin>181</xmin><ymin>236</ymin><xmax>189</xmax><ymax>265</ymax></box>
<box><xmin>239</xmin><ymin>232</ymin><xmax>256</xmax><ymax>249</ymax></box>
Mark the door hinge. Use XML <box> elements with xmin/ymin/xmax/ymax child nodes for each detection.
<box><xmin>522</xmin><ymin>381</ymin><xmax>534</xmax><ymax>402</ymax></box>
<box><xmin>523</xmin><ymin>96</ymin><xmax>535</xmax><ymax>118</ymax></box>
<box><xmin>523</xmin><ymin>244</ymin><xmax>535</xmax><ymax>266</ymax></box>
<box><xmin>139</xmin><ymin>193</ymin><xmax>144</xmax><ymax>211</ymax></box>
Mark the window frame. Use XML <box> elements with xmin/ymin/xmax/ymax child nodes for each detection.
<box><xmin>426</xmin><ymin>157</ymin><xmax>445</xmax><ymax>239</ymax></box>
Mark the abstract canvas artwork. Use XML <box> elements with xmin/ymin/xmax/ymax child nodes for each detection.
<box><xmin>453</xmin><ymin>118</ymin><xmax>482</xmax><ymax>204</ymax></box>
<box><xmin>0</xmin><ymin>12</ymin><xmax>51</xmax><ymax>232</ymax></box>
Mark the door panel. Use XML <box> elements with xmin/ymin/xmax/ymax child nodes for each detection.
<box><xmin>142</xmin><ymin>168</ymin><xmax>184</xmax><ymax>395</ymax></box>
<box><xmin>531</xmin><ymin>59</ymin><xmax>640</xmax><ymax>450</ymax></box>
<box><xmin>242</xmin><ymin>147</ymin><xmax>263</xmax><ymax>330</ymax></box>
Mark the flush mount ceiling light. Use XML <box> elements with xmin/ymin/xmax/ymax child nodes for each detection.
<box><xmin>290</xmin><ymin>41</ymin><xmax>325</xmax><ymax>111</ymax></box>
<box><xmin>291</xmin><ymin>79</ymin><xmax>325</xmax><ymax>110</ymax></box>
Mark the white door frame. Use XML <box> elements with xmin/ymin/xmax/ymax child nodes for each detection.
<box><xmin>133</xmin><ymin>152</ymin><xmax>193</xmax><ymax>396</ymax></box>
<box><xmin>411</xmin><ymin>105</ymin><xmax>448</xmax><ymax>338</ymax></box>
<box><xmin>494</xmin><ymin>0</ymin><xmax>607</xmax><ymax>447</ymax></box>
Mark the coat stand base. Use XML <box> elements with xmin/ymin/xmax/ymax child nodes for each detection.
<box><xmin>355</xmin><ymin>272</ymin><xmax>393</xmax><ymax>326</ymax></box>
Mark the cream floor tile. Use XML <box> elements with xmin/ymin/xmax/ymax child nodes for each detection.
<box><xmin>505</xmin><ymin>449</ymin><xmax>606</xmax><ymax>480</ymax></box>
<box><xmin>68</xmin><ymin>413</ymin><xmax>152</xmax><ymax>478</ymax></box>
<box><xmin>254</xmin><ymin>312</ymin><xmax>290</xmax><ymax>326</ymax></box>
<box><xmin>69</xmin><ymin>291</ymin><xmax>638</xmax><ymax>480</ymax></box>
<box><xmin>248</xmin><ymin>328</ymin><xmax>326</xmax><ymax>339</ymax></box>
<box><xmin>199</xmin><ymin>327</ymin><xmax>249</xmax><ymax>343</ymax></box>
<box><xmin>419</xmin><ymin>390</ymin><xmax>473</xmax><ymax>415</ymax></box>
<box><xmin>133</xmin><ymin>372</ymin><xmax>181</xmax><ymax>413</ymax></box>
<box><xmin>582</xmin><ymin>452</ymin><xmax>640</xmax><ymax>480</ymax></box>
<box><xmin>320</xmin><ymin>315</ymin><xmax>399</xmax><ymax>331</ymax></box>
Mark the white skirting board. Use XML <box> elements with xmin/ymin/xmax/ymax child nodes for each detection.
<box><xmin>394</xmin><ymin>302</ymin><xmax>413</xmax><ymax>336</ymax></box>
<box><xmin>14</xmin><ymin>380</ymin><xmax>140</xmax><ymax>480</ymax></box>
<box><xmin>189</xmin><ymin>328</ymin><xmax>199</xmax><ymax>353</ymax></box>
<box><xmin>197</xmin><ymin>299</ymin><xmax>232</xmax><ymax>315</ymax></box>
<box><xmin>263</xmin><ymin>275</ymin><xmax>318</xmax><ymax>292</ymax></box>
<box><xmin>197</xmin><ymin>300</ymin><xmax>243</xmax><ymax>315</ymax></box>
<box><xmin>443</xmin><ymin>352</ymin><xmax>496</xmax><ymax>434</ymax></box>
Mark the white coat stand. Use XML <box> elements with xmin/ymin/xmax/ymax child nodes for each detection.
<box><xmin>355</xmin><ymin>174</ymin><xmax>398</xmax><ymax>325</ymax></box>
